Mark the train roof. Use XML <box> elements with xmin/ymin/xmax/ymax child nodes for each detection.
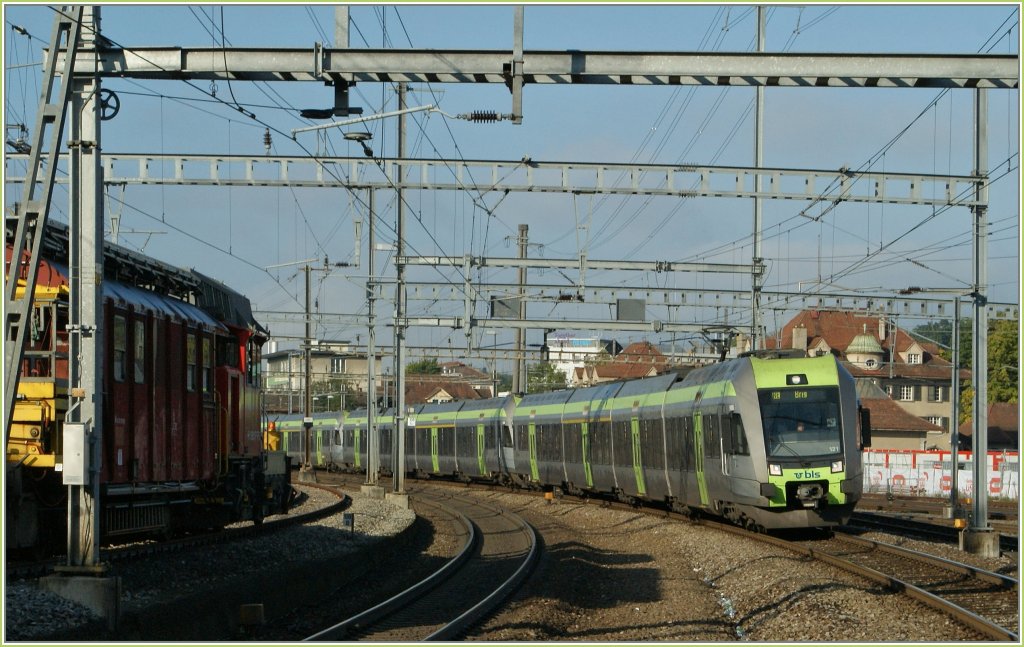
<box><xmin>6</xmin><ymin>218</ymin><xmax>267</xmax><ymax>337</ymax></box>
<box><xmin>191</xmin><ymin>269</ymin><xmax>269</xmax><ymax>339</ymax></box>
<box><xmin>38</xmin><ymin>259</ymin><xmax>228</xmax><ymax>333</ymax></box>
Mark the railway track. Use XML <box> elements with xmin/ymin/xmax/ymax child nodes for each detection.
<box><xmin>304</xmin><ymin>485</ymin><xmax>539</xmax><ymax>642</ymax></box>
<box><xmin>299</xmin><ymin>474</ymin><xmax>1018</xmax><ymax>640</ymax></box>
<box><xmin>846</xmin><ymin>511</ymin><xmax>1019</xmax><ymax>554</ymax></box>
<box><xmin>5</xmin><ymin>484</ymin><xmax>348</xmax><ymax>582</ymax></box>
<box><xmin>702</xmin><ymin>519</ymin><xmax>1018</xmax><ymax>641</ymax></box>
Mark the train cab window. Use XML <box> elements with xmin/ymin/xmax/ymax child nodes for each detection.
<box><xmin>113</xmin><ymin>316</ymin><xmax>127</xmax><ymax>382</ymax></box>
<box><xmin>760</xmin><ymin>387</ymin><xmax>843</xmax><ymax>458</ymax></box>
<box><xmin>133</xmin><ymin>319</ymin><xmax>145</xmax><ymax>383</ymax></box>
<box><xmin>186</xmin><ymin>334</ymin><xmax>197</xmax><ymax>392</ymax></box>
<box><xmin>721</xmin><ymin>412</ymin><xmax>749</xmax><ymax>456</ymax></box>
<box><xmin>501</xmin><ymin>424</ymin><xmax>513</xmax><ymax>448</ymax></box>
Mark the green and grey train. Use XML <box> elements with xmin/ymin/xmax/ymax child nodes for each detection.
<box><xmin>270</xmin><ymin>352</ymin><xmax>871</xmax><ymax>530</ymax></box>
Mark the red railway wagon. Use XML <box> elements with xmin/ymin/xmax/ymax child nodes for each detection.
<box><xmin>6</xmin><ymin>223</ymin><xmax>291</xmax><ymax>550</ymax></box>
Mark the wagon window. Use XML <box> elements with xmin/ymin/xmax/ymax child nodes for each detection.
<box><xmin>113</xmin><ymin>316</ymin><xmax>126</xmax><ymax>382</ymax></box>
<box><xmin>133</xmin><ymin>320</ymin><xmax>145</xmax><ymax>383</ymax></box>
<box><xmin>202</xmin><ymin>337</ymin><xmax>212</xmax><ymax>392</ymax></box>
<box><xmin>186</xmin><ymin>334</ymin><xmax>197</xmax><ymax>392</ymax></box>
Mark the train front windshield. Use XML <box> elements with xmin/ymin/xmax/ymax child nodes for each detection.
<box><xmin>759</xmin><ymin>387</ymin><xmax>843</xmax><ymax>458</ymax></box>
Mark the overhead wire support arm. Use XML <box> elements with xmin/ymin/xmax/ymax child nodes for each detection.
<box><xmin>290</xmin><ymin>104</ymin><xmax>437</xmax><ymax>137</ymax></box>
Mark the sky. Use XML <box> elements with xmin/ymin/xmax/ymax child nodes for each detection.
<box><xmin>2</xmin><ymin>2</ymin><xmax>1020</xmax><ymax>372</ymax></box>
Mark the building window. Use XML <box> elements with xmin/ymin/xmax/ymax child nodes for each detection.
<box><xmin>331</xmin><ymin>357</ymin><xmax>345</xmax><ymax>373</ymax></box>
<box><xmin>133</xmin><ymin>320</ymin><xmax>145</xmax><ymax>383</ymax></box>
<box><xmin>926</xmin><ymin>416</ymin><xmax>945</xmax><ymax>427</ymax></box>
<box><xmin>899</xmin><ymin>385</ymin><xmax>915</xmax><ymax>401</ymax></box>
<box><xmin>907</xmin><ymin>353</ymin><xmax>922</xmax><ymax>365</ymax></box>
<box><xmin>113</xmin><ymin>316</ymin><xmax>126</xmax><ymax>382</ymax></box>
<box><xmin>929</xmin><ymin>386</ymin><xmax>944</xmax><ymax>402</ymax></box>
<box><xmin>886</xmin><ymin>384</ymin><xmax>895</xmax><ymax>398</ymax></box>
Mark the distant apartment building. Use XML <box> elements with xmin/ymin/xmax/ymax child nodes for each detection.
<box><xmin>546</xmin><ymin>332</ymin><xmax>622</xmax><ymax>384</ymax></box>
<box><xmin>263</xmin><ymin>339</ymin><xmax>384</xmax><ymax>412</ymax></box>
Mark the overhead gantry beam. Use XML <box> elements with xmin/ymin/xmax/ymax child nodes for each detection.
<box><xmin>4</xmin><ymin>153</ymin><xmax>985</xmax><ymax>207</ymax></box>
<box><xmin>55</xmin><ymin>48</ymin><xmax>1018</xmax><ymax>88</ymax></box>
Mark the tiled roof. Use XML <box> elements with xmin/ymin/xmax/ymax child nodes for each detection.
<box><xmin>862</xmin><ymin>397</ymin><xmax>943</xmax><ymax>433</ymax></box>
<box><xmin>405</xmin><ymin>379</ymin><xmax>485</xmax><ymax>404</ymax></box>
<box><xmin>958</xmin><ymin>402</ymin><xmax>1020</xmax><ymax>441</ymax></box>
<box><xmin>768</xmin><ymin>310</ymin><xmax>960</xmax><ymax>379</ymax></box>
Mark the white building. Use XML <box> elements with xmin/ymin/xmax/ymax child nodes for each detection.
<box><xmin>545</xmin><ymin>332</ymin><xmax>622</xmax><ymax>382</ymax></box>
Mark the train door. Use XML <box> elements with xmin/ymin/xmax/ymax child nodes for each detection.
<box><xmin>718</xmin><ymin>410</ymin><xmax>729</xmax><ymax>476</ymax></box>
<box><xmin>630</xmin><ymin>407</ymin><xmax>646</xmax><ymax>496</ymax></box>
<box><xmin>430</xmin><ymin>427</ymin><xmax>440</xmax><ymax>473</ymax></box>
<box><xmin>693</xmin><ymin>410</ymin><xmax>709</xmax><ymax>506</ymax></box>
<box><xmin>353</xmin><ymin>428</ymin><xmax>361</xmax><ymax>469</ymax></box>
<box><xmin>581</xmin><ymin>421</ymin><xmax>594</xmax><ymax>488</ymax></box>
<box><xmin>500</xmin><ymin>422</ymin><xmax>515</xmax><ymax>472</ymax></box>
<box><xmin>527</xmin><ymin>419</ymin><xmax>540</xmax><ymax>481</ymax></box>
<box><xmin>476</xmin><ymin>423</ymin><xmax>486</xmax><ymax>476</ymax></box>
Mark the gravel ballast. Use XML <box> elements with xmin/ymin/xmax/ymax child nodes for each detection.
<box><xmin>5</xmin><ymin>484</ymin><xmax>1016</xmax><ymax>642</ymax></box>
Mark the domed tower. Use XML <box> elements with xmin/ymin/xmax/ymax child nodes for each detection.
<box><xmin>846</xmin><ymin>324</ymin><xmax>885</xmax><ymax>370</ymax></box>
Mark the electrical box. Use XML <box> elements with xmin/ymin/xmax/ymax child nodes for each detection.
<box><xmin>62</xmin><ymin>422</ymin><xmax>89</xmax><ymax>486</ymax></box>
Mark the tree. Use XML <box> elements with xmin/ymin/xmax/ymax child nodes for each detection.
<box><xmin>406</xmin><ymin>358</ymin><xmax>442</xmax><ymax>374</ymax></box>
<box><xmin>527</xmin><ymin>361</ymin><xmax>567</xmax><ymax>393</ymax></box>
<box><xmin>956</xmin><ymin>318</ymin><xmax>1018</xmax><ymax>423</ymax></box>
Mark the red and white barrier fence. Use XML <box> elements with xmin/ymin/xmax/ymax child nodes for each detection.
<box><xmin>863</xmin><ymin>449</ymin><xmax>1020</xmax><ymax>501</ymax></box>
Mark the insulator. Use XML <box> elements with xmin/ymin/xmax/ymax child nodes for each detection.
<box><xmin>469</xmin><ymin>110</ymin><xmax>499</xmax><ymax>122</ymax></box>
<box><xmin>263</xmin><ymin>128</ymin><xmax>272</xmax><ymax>153</ymax></box>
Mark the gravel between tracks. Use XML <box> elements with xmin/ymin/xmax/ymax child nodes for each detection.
<box><xmin>462</xmin><ymin>489</ymin><xmax>1015</xmax><ymax>642</ymax></box>
<box><xmin>4</xmin><ymin>485</ymin><xmax>416</xmax><ymax>641</ymax></box>
<box><xmin>5</xmin><ymin>484</ymin><xmax>1017</xmax><ymax>642</ymax></box>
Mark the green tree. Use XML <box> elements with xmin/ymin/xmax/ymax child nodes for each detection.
<box><xmin>527</xmin><ymin>361</ymin><xmax>567</xmax><ymax>393</ymax></box>
<box><xmin>910</xmin><ymin>319</ymin><xmax>954</xmax><ymax>360</ymax></box>
<box><xmin>957</xmin><ymin>318</ymin><xmax>1018</xmax><ymax>423</ymax></box>
<box><xmin>406</xmin><ymin>358</ymin><xmax>442</xmax><ymax>374</ymax></box>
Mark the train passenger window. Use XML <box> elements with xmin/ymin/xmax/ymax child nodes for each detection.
<box><xmin>202</xmin><ymin>338</ymin><xmax>212</xmax><ymax>393</ymax></box>
<box><xmin>186</xmin><ymin>334</ymin><xmax>197</xmax><ymax>392</ymax></box>
<box><xmin>113</xmin><ymin>316</ymin><xmax>126</xmax><ymax>382</ymax></box>
<box><xmin>133</xmin><ymin>320</ymin><xmax>145</xmax><ymax>383</ymax></box>
<box><xmin>731</xmin><ymin>413</ymin><xmax>748</xmax><ymax>455</ymax></box>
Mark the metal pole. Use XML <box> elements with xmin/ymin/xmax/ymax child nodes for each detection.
<box><xmin>751</xmin><ymin>6</ymin><xmax>765</xmax><ymax>351</ymax></box>
<box><xmin>512</xmin><ymin>224</ymin><xmax>528</xmax><ymax>393</ymax></box>
<box><xmin>66</xmin><ymin>6</ymin><xmax>103</xmax><ymax>568</ymax></box>
<box><xmin>393</xmin><ymin>83</ymin><xmax>408</xmax><ymax>494</ymax></box>
<box><xmin>950</xmin><ymin>296</ymin><xmax>960</xmax><ymax>511</ymax></box>
<box><xmin>302</xmin><ymin>264</ymin><xmax>312</xmax><ymax>473</ymax></box>
<box><xmin>969</xmin><ymin>88</ymin><xmax>990</xmax><ymax>533</ymax></box>
<box><xmin>366</xmin><ymin>189</ymin><xmax>378</xmax><ymax>485</ymax></box>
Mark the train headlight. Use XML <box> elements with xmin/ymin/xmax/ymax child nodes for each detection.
<box><xmin>769</xmin><ymin>464</ymin><xmax>782</xmax><ymax>476</ymax></box>
<box><xmin>831</xmin><ymin>460</ymin><xmax>844</xmax><ymax>473</ymax></box>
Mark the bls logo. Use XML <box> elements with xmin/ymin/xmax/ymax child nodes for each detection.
<box><xmin>793</xmin><ymin>470</ymin><xmax>822</xmax><ymax>479</ymax></box>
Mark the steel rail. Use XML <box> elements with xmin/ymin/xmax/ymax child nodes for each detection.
<box><xmin>424</xmin><ymin>501</ymin><xmax>540</xmax><ymax>641</ymax></box>
<box><xmin>701</xmin><ymin>519</ymin><xmax>1018</xmax><ymax>642</ymax></box>
<box><xmin>302</xmin><ymin>497</ymin><xmax>477</xmax><ymax>642</ymax></box>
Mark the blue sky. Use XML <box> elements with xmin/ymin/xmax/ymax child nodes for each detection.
<box><xmin>3</xmin><ymin>3</ymin><xmax>1019</xmax><ymax>366</ymax></box>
